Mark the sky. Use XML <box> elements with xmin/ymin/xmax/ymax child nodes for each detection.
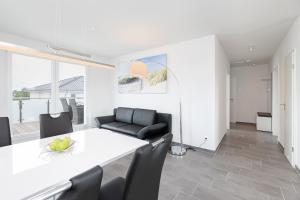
<box><xmin>12</xmin><ymin>54</ymin><xmax>85</xmax><ymax>90</ymax></box>
<box><xmin>138</xmin><ymin>54</ymin><xmax>167</xmax><ymax>71</ymax></box>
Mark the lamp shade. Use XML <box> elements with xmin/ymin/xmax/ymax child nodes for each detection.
<box><xmin>130</xmin><ymin>61</ymin><xmax>148</xmax><ymax>79</ymax></box>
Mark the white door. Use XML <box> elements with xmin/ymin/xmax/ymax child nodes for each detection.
<box><xmin>279</xmin><ymin>63</ymin><xmax>285</xmax><ymax>145</ymax></box>
<box><xmin>230</xmin><ymin>77</ymin><xmax>237</xmax><ymax>123</ymax></box>
<box><xmin>283</xmin><ymin>50</ymin><xmax>295</xmax><ymax>165</ymax></box>
<box><xmin>272</xmin><ymin>65</ymin><xmax>279</xmax><ymax>136</ymax></box>
<box><xmin>226</xmin><ymin>73</ymin><xmax>230</xmax><ymax>129</ymax></box>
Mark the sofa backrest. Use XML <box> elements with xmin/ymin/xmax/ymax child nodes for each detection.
<box><xmin>115</xmin><ymin>107</ymin><xmax>134</xmax><ymax>123</ymax></box>
<box><xmin>114</xmin><ymin>107</ymin><xmax>172</xmax><ymax>133</ymax></box>
<box><xmin>132</xmin><ymin>109</ymin><xmax>156</xmax><ymax>126</ymax></box>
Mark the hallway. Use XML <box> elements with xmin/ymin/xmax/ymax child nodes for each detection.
<box><xmin>103</xmin><ymin>124</ymin><xmax>300</xmax><ymax>200</ymax></box>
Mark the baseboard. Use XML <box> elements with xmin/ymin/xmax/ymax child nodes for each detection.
<box><xmin>278</xmin><ymin>142</ymin><xmax>284</xmax><ymax>153</ymax></box>
<box><xmin>171</xmin><ymin>141</ymin><xmax>215</xmax><ymax>153</ymax></box>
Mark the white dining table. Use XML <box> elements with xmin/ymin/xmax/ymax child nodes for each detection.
<box><xmin>0</xmin><ymin>128</ymin><xmax>148</xmax><ymax>200</ymax></box>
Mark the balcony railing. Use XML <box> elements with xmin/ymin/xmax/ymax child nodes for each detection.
<box><xmin>13</xmin><ymin>98</ymin><xmax>51</xmax><ymax>123</ymax></box>
<box><xmin>12</xmin><ymin>97</ymin><xmax>84</xmax><ymax>136</ymax></box>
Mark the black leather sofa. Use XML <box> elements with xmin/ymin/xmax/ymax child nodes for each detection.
<box><xmin>96</xmin><ymin>107</ymin><xmax>171</xmax><ymax>140</ymax></box>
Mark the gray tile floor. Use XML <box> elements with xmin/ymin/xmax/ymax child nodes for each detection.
<box><xmin>102</xmin><ymin>124</ymin><xmax>300</xmax><ymax>200</ymax></box>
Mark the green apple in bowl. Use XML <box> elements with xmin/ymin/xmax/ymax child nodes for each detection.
<box><xmin>48</xmin><ymin>136</ymin><xmax>73</xmax><ymax>152</ymax></box>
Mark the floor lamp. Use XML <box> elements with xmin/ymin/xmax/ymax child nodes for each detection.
<box><xmin>129</xmin><ymin>61</ymin><xmax>187</xmax><ymax>156</ymax></box>
<box><xmin>167</xmin><ymin>67</ymin><xmax>187</xmax><ymax>156</ymax></box>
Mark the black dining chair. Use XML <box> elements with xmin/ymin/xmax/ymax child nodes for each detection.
<box><xmin>40</xmin><ymin>112</ymin><xmax>73</xmax><ymax>139</ymax></box>
<box><xmin>99</xmin><ymin>133</ymin><xmax>173</xmax><ymax>200</ymax></box>
<box><xmin>69</xmin><ymin>98</ymin><xmax>84</xmax><ymax>125</ymax></box>
<box><xmin>57</xmin><ymin>166</ymin><xmax>103</xmax><ymax>200</ymax></box>
<box><xmin>0</xmin><ymin>117</ymin><xmax>12</xmax><ymax>147</ymax></box>
<box><xmin>60</xmin><ymin>98</ymin><xmax>73</xmax><ymax>120</ymax></box>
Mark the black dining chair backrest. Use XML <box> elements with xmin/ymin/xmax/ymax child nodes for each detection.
<box><xmin>0</xmin><ymin>117</ymin><xmax>12</xmax><ymax>147</ymax></box>
<box><xmin>124</xmin><ymin>133</ymin><xmax>172</xmax><ymax>200</ymax></box>
<box><xmin>40</xmin><ymin>112</ymin><xmax>73</xmax><ymax>139</ymax></box>
<box><xmin>99</xmin><ymin>133</ymin><xmax>173</xmax><ymax>200</ymax></box>
<box><xmin>57</xmin><ymin>166</ymin><xmax>103</xmax><ymax>200</ymax></box>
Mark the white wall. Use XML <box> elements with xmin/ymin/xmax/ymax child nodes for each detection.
<box><xmin>86</xmin><ymin>67</ymin><xmax>114</xmax><ymax>127</ymax></box>
<box><xmin>272</xmin><ymin>16</ymin><xmax>300</xmax><ymax>167</ymax></box>
<box><xmin>113</xmin><ymin>35</ymin><xmax>229</xmax><ymax>151</ymax></box>
<box><xmin>215</xmin><ymin>38</ymin><xmax>230</xmax><ymax>148</ymax></box>
<box><xmin>230</xmin><ymin>64</ymin><xmax>272</xmax><ymax>123</ymax></box>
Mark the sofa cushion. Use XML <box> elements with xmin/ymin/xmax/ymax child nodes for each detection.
<box><xmin>133</xmin><ymin>109</ymin><xmax>156</xmax><ymax>126</ymax></box>
<box><xmin>101</xmin><ymin>122</ymin><xmax>128</xmax><ymax>130</ymax></box>
<box><xmin>115</xmin><ymin>124</ymin><xmax>144</xmax><ymax>137</ymax></box>
<box><xmin>116</xmin><ymin>107</ymin><xmax>134</xmax><ymax>124</ymax></box>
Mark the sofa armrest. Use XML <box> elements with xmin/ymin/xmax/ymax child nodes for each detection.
<box><xmin>95</xmin><ymin>115</ymin><xmax>115</xmax><ymax>128</ymax></box>
<box><xmin>137</xmin><ymin>123</ymin><xmax>167</xmax><ymax>139</ymax></box>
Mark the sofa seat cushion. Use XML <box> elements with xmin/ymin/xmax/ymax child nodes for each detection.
<box><xmin>133</xmin><ymin>109</ymin><xmax>156</xmax><ymax>126</ymax></box>
<box><xmin>115</xmin><ymin>124</ymin><xmax>145</xmax><ymax>136</ymax></box>
<box><xmin>116</xmin><ymin>107</ymin><xmax>134</xmax><ymax>123</ymax></box>
<box><xmin>101</xmin><ymin>122</ymin><xmax>128</xmax><ymax>131</ymax></box>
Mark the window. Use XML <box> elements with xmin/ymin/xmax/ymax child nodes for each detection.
<box><xmin>57</xmin><ymin>62</ymin><xmax>86</xmax><ymax>125</ymax></box>
<box><xmin>11</xmin><ymin>54</ymin><xmax>52</xmax><ymax>136</ymax></box>
<box><xmin>11</xmin><ymin>54</ymin><xmax>86</xmax><ymax>138</ymax></box>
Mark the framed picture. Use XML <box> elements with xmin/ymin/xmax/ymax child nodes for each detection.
<box><xmin>118</xmin><ymin>54</ymin><xmax>167</xmax><ymax>94</ymax></box>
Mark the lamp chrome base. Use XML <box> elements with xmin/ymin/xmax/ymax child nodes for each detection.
<box><xmin>169</xmin><ymin>145</ymin><xmax>187</xmax><ymax>156</ymax></box>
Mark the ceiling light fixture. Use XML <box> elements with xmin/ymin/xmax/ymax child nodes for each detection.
<box><xmin>48</xmin><ymin>45</ymin><xmax>91</xmax><ymax>58</ymax></box>
<box><xmin>0</xmin><ymin>41</ymin><xmax>114</xmax><ymax>69</ymax></box>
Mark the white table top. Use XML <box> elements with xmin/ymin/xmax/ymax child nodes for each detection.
<box><xmin>0</xmin><ymin>128</ymin><xmax>148</xmax><ymax>200</ymax></box>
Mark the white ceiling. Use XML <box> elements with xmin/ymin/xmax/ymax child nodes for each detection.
<box><xmin>0</xmin><ymin>0</ymin><xmax>299</xmax><ymax>65</ymax></box>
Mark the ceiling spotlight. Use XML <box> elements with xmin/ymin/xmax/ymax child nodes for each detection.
<box><xmin>248</xmin><ymin>45</ymin><xmax>256</xmax><ymax>52</ymax></box>
<box><xmin>252</xmin><ymin>63</ymin><xmax>256</xmax><ymax>66</ymax></box>
<box><xmin>245</xmin><ymin>59</ymin><xmax>252</xmax><ymax>63</ymax></box>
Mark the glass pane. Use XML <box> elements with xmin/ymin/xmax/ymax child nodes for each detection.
<box><xmin>58</xmin><ymin>62</ymin><xmax>85</xmax><ymax>125</ymax></box>
<box><xmin>11</xmin><ymin>54</ymin><xmax>52</xmax><ymax>136</ymax></box>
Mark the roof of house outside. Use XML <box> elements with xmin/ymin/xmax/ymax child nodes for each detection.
<box><xmin>25</xmin><ymin>76</ymin><xmax>84</xmax><ymax>93</ymax></box>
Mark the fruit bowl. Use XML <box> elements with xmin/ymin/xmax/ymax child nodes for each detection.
<box><xmin>47</xmin><ymin>136</ymin><xmax>75</xmax><ymax>152</ymax></box>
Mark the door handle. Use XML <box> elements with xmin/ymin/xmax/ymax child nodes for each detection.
<box><xmin>280</xmin><ymin>104</ymin><xmax>286</xmax><ymax>110</ymax></box>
